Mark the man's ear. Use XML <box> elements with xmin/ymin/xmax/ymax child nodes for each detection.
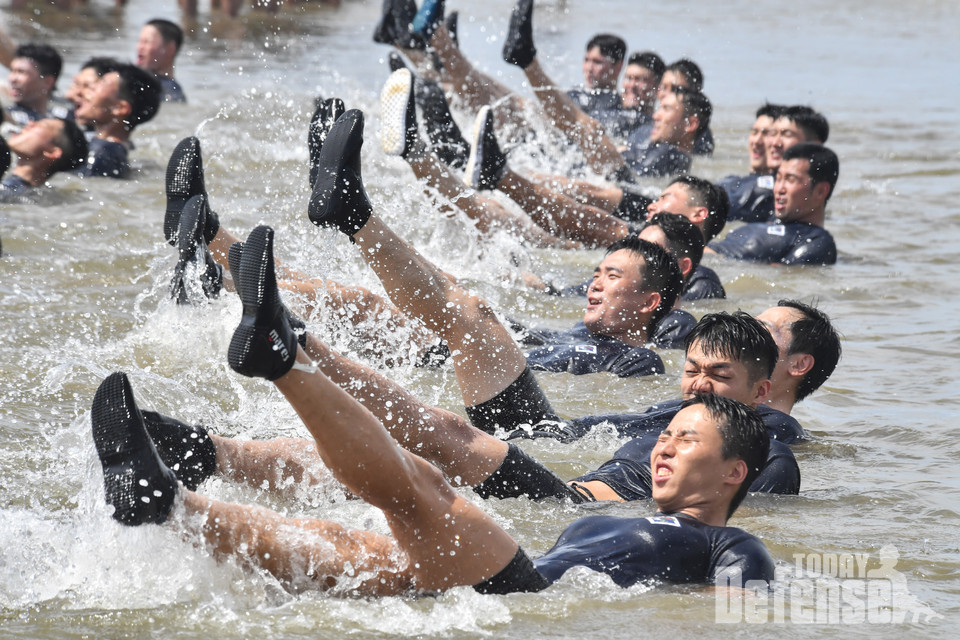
<box><xmin>640</xmin><ymin>290</ymin><xmax>661</xmax><ymax>314</ymax></box>
<box><xmin>683</xmin><ymin>113</ymin><xmax>700</xmax><ymax>137</ymax></box>
<box><xmin>725</xmin><ymin>459</ymin><xmax>748</xmax><ymax>486</ymax></box>
<box><xmin>752</xmin><ymin>379</ymin><xmax>772</xmax><ymax>406</ymax></box>
<box><xmin>112</xmin><ymin>99</ymin><xmax>133</xmax><ymax>124</ymax></box>
<box><xmin>812</xmin><ymin>181</ymin><xmax>831</xmax><ymax>203</ymax></box>
<box><xmin>789</xmin><ymin>353</ymin><xmax>815</xmax><ymax>379</ymax></box>
<box><xmin>678</xmin><ymin>256</ymin><xmax>693</xmax><ymax>278</ymax></box>
<box><xmin>688</xmin><ymin>206</ymin><xmax>709</xmax><ymax>225</ymax></box>
<box><xmin>41</xmin><ymin>146</ymin><xmax>63</xmax><ymax>163</ymax></box>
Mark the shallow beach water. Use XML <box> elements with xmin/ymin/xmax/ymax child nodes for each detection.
<box><xmin>0</xmin><ymin>0</ymin><xmax>958</xmax><ymax>637</ymax></box>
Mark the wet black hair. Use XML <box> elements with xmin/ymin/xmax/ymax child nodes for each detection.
<box><xmin>146</xmin><ymin>18</ymin><xmax>185</xmax><ymax>53</ymax></box>
<box><xmin>14</xmin><ymin>43</ymin><xmax>63</xmax><ymax>82</ymax></box>
<box><xmin>586</xmin><ymin>34</ymin><xmax>627</xmax><ymax>64</ymax></box>
<box><xmin>80</xmin><ymin>56</ymin><xmax>123</xmax><ymax>77</ymax></box>
<box><xmin>684</xmin><ymin>311</ymin><xmax>778</xmax><ymax>385</ymax></box>
<box><xmin>603</xmin><ymin>235</ymin><xmax>682</xmax><ymax>329</ymax></box>
<box><xmin>781</xmin><ymin>105</ymin><xmax>829</xmax><ymax>143</ymax></box>
<box><xmin>680</xmin><ymin>394</ymin><xmax>769</xmax><ymax>519</ymax></box>
<box><xmin>644</xmin><ymin>213</ymin><xmax>704</xmax><ymax>283</ymax></box>
<box><xmin>627</xmin><ymin>51</ymin><xmax>665</xmax><ymax>80</ymax></box>
<box><xmin>49</xmin><ymin>118</ymin><xmax>89</xmax><ymax>174</ymax></box>
<box><xmin>679</xmin><ymin>90</ymin><xmax>711</xmax><ymax>138</ymax></box>
<box><xmin>782</xmin><ymin>143</ymin><xmax>840</xmax><ymax>200</ymax></box>
<box><xmin>776</xmin><ymin>299</ymin><xmax>842</xmax><ymax>402</ymax></box>
<box><xmin>665</xmin><ymin>58</ymin><xmax>703</xmax><ymax>91</ymax></box>
<box><xmin>756</xmin><ymin>102</ymin><xmax>786</xmax><ymax>121</ymax></box>
<box><xmin>668</xmin><ymin>174</ymin><xmax>729</xmax><ymax>243</ymax></box>
<box><xmin>114</xmin><ymin>63</ymin><xmax>162</xmax><ymax>130</ymax></box>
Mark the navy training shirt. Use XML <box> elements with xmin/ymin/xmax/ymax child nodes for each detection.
<box><xmin>534</xmin><ymin>512</ymin><xmax>774</xmax><ymax>587</ymax></box>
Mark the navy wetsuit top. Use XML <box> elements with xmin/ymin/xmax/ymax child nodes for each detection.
<box><xmin>683</xmin><ymin>265</ymin><xmax>725</xmax><ymax>301</ymax></box>
<box><xmin>0</xmin><ymin>175</ymin><xmax>34</xmax><ymax>203</ymax></box>
<box><xmin>719</xmin><ymin>173</ymin><xmax>775</xmax><ymax>223</ymax></box>
<box><xmin>534</xmin><ymin>512</ymin><xmax>774</xmax><ymax>587</ymax></box>
<box><xmin>5</xmin><ymin>97</ymin><xmax>72</xmax><ymax>130</ymax></box>
<box><xmin>78</xmin><ymin>138</ymin><xmax>130</xmax><ymax>178</ymax></box>
<box><xmin>563</xmin><ymin>398</ymin><xmax>806</xmax><ymax>444</ymax></box>
<box><xmin>620</xmin><ymin>138</ymin><xmax>691</xmax><ymax>178</ymax></box>
<box><xmin>522</xmin><ymin>322</ymin><xmax>664</xmax><ymax>378</ymax></box>
<box><xmin>600</xmin><ymin>110</ymin><xmax>653</xmax><ymax>142</ymax></box>
<box><xmin>650</xmin><ymin>309</ymin><xmax>696</xmax><ymax>350</ymax></box>
<box><xmin>693</xmin><ymin>128</ymin><xmax>715</xmax><ymax>156</ymax></box>
<box><xmin>709</xmin><ymin>221</ymin><xmax>837</xmax><ymax>265</ymax></box>
<box><xmin>567</xmin><ymin>88</ymin><xmax>621</xmax><ymax>120</ymax></box>
<box><xmin>157</xmin><ymin>76</ymin><xmax>187</xmax><ymax>103</ymax></box>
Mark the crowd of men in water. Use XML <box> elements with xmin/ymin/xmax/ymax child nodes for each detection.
<box><xmin>4</xmin><ymin>0</ymin><xmax>846</xmax><ymax>601</ymax></box>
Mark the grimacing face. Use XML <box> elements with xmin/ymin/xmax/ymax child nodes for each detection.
<box><xmin>680</xmin><ymin>339</ymin><xmax>767</xmax><ymax>407</ymax></box>
<box><xmin>137</xmin><ymin>25</ymin><xmax>172</xmax><ymax>72</ymax></box>
<box><xmin>8</xmin><ymin>118</ymin><xmax>63</xmax><ymax>159</ymax></box>
<box><xmin>9</xmin><ymin>57</ymin><xmax>51</xmax><ymax>108</ymax></box>
<box><xmin>74</xmin><ymin>72</ymin><xmax>123</xmax><ymax>125</ymax></box>
<box><xmin>755</xmin><ymin>306</ymin><xmax>805</xmax><ymax>393</ymax></box>
<box><xmin>649</xmin><ymin>404</ymin><xmax>737</xmax><ymax>515</ymax></box>
<box><xmin>647</xmin><ymin>182</ymin><xmax>698</xmax><ymax>221</ymax></box>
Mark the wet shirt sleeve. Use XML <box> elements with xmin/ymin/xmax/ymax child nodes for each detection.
<box><xmin>682</xmin><ymin>265</ymin><xmax>726</xmax><ymax>301</ymax></box>
<box><xmin>77</xmin><ymin>139</ymin><xmax>130</xmax><ymax>179</ymax></box>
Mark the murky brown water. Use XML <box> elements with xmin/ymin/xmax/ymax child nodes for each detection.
<box><xmin>1</xmin><ymin>0</ymin><xmax>958</xmax><ymax>637</ymax></box>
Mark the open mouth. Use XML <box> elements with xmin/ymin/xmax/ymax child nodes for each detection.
<box><xmin>654</xmin><ymin>462</ymin><xmax>672</xmax><ymax>481</ymax></box>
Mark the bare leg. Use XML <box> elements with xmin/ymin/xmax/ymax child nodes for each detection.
<box><xmin>497</xmin><ymin>169</ymin><xmax>629</xmax><ymax>247</ymax></box>
<box><xmin>210</xmin><ymin>434</ymin><xmax>330</xmax><ymax>490</ymax></box>
<box><xmin>530</xmin><ymin>173</ymin><xmax>626</xmax><ymax>212</ymax></box>
<box><xmin>180</xmin><ymin>490</ymin><xmax>413</xmax><ymax>595</ymax></box>
<box><xmin>302</xmin><ymin>334</ymin><xmax>508</xmax><ymax>487</ymax></box>
<box><xmin>406</xmin><ymin>148</ymin><xmax>578</xmax><ymax>248</ymax></box>
<box><xmin>523</xmin><ymin>59</ymin><xmax>628</xmax><ymax>177</ymax></box>
<box><xmin>351</xmin><ymin>216</ymin><xmax>528</xmax><ymax>406</ymax></box>
<box><xmin>271</xmin><ymin>350</ymin><xmax>520</xmax><ymax>591</ymax></box>
<box><xmin>428</xmin><ymin>25</ymin><xmax>512</xmax><ymax>112</ymax></box>
<box><xmin>208</xmin><ymin>224</ymin><xmax>440</xmax><ymax>360</ymax></box>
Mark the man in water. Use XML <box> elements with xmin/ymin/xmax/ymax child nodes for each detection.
<box><xmin>652</xmin><ymin>58</ymin><xmax>714</xmax><ymax>156</ymax></box>
<box><xmin>604</xmin><ymin>50</ymin><xmax>664</xmax><ymax>138</ymax></box>
<box><xmin>90</xmin><ymin>236</ymin><xmax>774</xmax><ymax>595</ymax></box>
<box><xmin>719</xmin><ymin>104</ymin><xmax>829</xmax><ymax>223</ymax></box>
<box><xmin>0</xmin><ymin>117</ymin><xmax>87</xmax><ymax>201</ymax></box>
<box><xmin>566</xmin><ymin>33</ymin><xmax>627</xmax><ymax>119</ymax></box>
<box><xmin>158</xmin><ymin>111</ymin><xmax>838</xmax><ymax>499</ymax></box>
<box><xmin>165</xmin><ymin>122</ymin><xmax>680</xmax><ymax>380</ymax></box>
<box><xmin>4</xmin><ymin>43</ymin><xmax>71</xmax><ymax>129</ymax></box>
<box><xmin>136</xmin><ymin>18</ymin><xmax>187</xmax><ymax>103</ymax></box>
<box><xmin>72</xmin><ymin>62</ymin><xmax>161</xmax><ymax>178</ymax></box>
<box><xmin>707</xmin><ymin>143</ymin><xmax>839</xmax><ymax>265</ymax></box>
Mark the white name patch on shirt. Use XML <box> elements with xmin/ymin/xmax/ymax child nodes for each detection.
<box><xmin>758</xmin><ymin>175</ymin><xmax>775</xmax><ymax>190</ymax></box>
<box><xmin>575</xmin><ymin>345</ymin><xmax>598</xmax><ymax>354</ymax></box>
<box><xmin>766</xmin><ymin>225</ymin><xmax>786</xmax><ymax>236</ymax></box>
<box><xmin>647</xmin><ymin>515</ymin><xmax>682</xmax><ymax>527</ymax></box>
